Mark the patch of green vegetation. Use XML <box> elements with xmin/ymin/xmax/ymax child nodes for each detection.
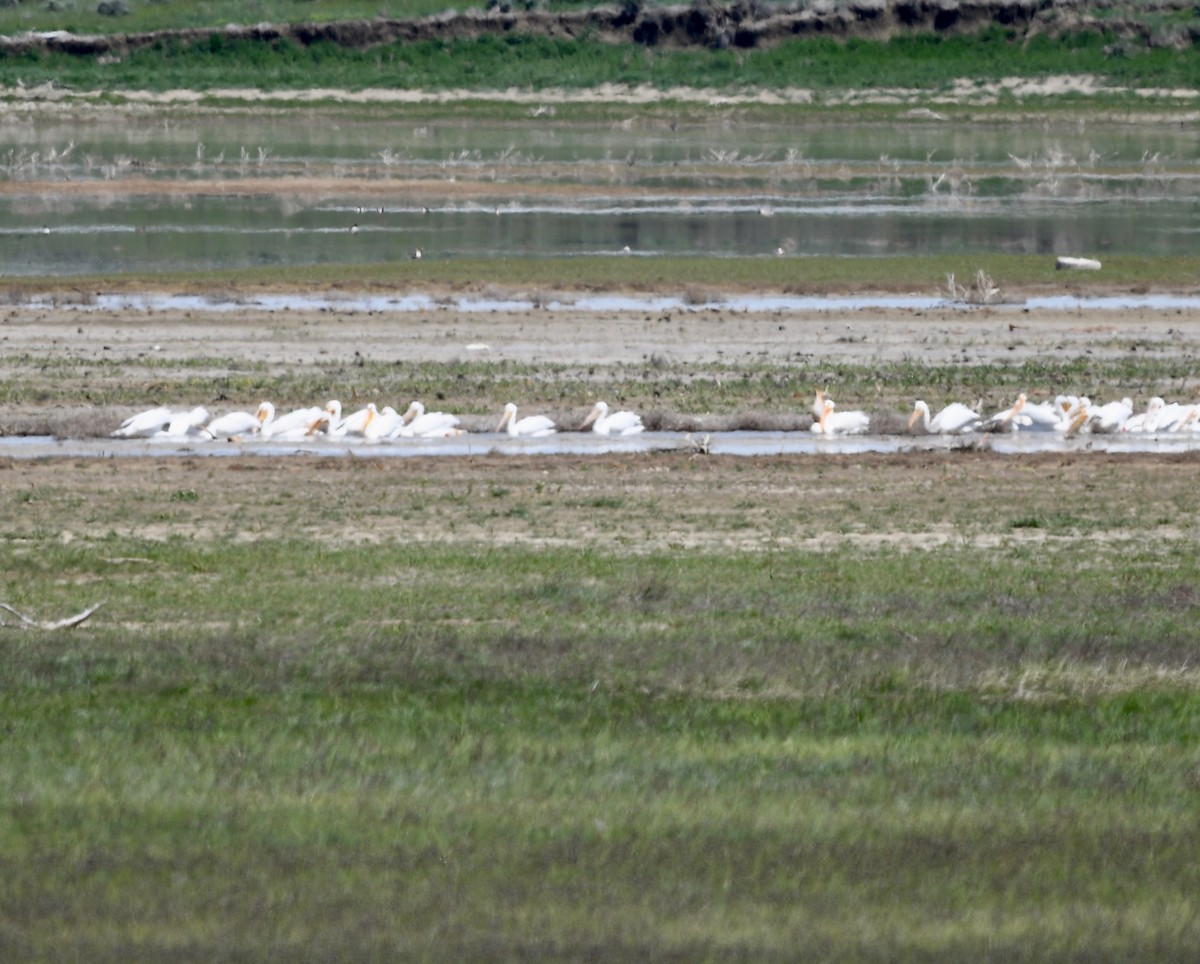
<box><xmin>0</xmin><ymin>1</ymin><xmax>611</xmax><ymax>35</ymax></box>
<box><xmin>10</xmin><ymin>254</ymin><xmax>1200</xmax><ymax>296</ymax></box>
<box><xmin>3</xmin><ymin>28</ymin><xmax>1200</xmax><ymax>95</ymax></box>
<box><xmin>1</xmin><ymin>535</ymin><xmax>1199</xmax><ymax>957</ymax></box>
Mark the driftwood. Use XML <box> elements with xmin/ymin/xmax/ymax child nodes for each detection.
<box><xmin>0</xmin><ymin>601</ymin><xmax>104</xmax><ymax>630</ymax></box>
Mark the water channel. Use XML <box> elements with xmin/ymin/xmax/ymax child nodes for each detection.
<box><xmin>2</xmin><ymin>112</ymin><xmax>1197</xmax><ymax>275</ymax></box>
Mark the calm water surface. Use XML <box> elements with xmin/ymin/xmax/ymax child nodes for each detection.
<box><xmin>2</xmin><ymin>113</ymin><xmax>1197</xmax><ymax>275</ymax></box>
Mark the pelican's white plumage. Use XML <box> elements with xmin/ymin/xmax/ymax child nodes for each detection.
<box><xmin>811</xmin><ymin>399</ymin><xmax>869</xmax><ymax>436</ymax></box>
<box><xmin>987</xmin><ymin>393</ymin><xmax>1082</xmax><ymax>433</ymax></box>
<box><xmin>333</xmin><ymin>402</ymin><xmax>379</xmax><ymax>438</ymax></box>
<box><xmin>811</xmin><ymin>389</ymin><xmax>832</xmax><ymax>421</ymax></box>
<box><xmin>497</xmin><ymin>402</ymin><xmax>556</xmax><ymax>437</ymax></box>
<box><xmin>112</xmin><ymin>406</ymin><xmax>173</xmax><ymax>438</ymax></box>
<box><xmin>1080</xmin><ymin>397</ymin><xmax>1133</xmax><ymax>433</ymax></box>
<box><xmin>396</xmin><ymin>400</ymin><xmax>461</xmax><ymax>438</ymax></box>
<box><xmin>1121</xmin><ymin>397</ymin><xmax>1165</xmax><ymax>433</ymax></box>
<box><xmin>259</xmin><ymin>402</ymin><xmax>326</xmax><ymax>440</ymax></box>
<box><xmin>908</xmin><ymin>400</ymin><xmax>981</xmax><ymax>434</ymax></box>
<box><xmin>582</xmin><ymin>401</ymin><xmax>643</xmax><ymax>436</ymax></box>
<box><xmin>364</xmin><ymin>405</ymin><xmax>406</xmax><ymax>440</ymax></box>
<box><xmin>154</xmin><ymin>406</ymin><xmax>211</xmax><ymax>440</ymax></box>
<box><xmin>206</xmin><ymin>403</ymin><xmax>269</xmax><ymax>440</ymax></box>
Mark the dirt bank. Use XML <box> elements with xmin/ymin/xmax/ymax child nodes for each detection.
<box><xmin>1</xmin><ymin>0</ymin><xmax>1194</xmax><ymax>60</ymax></box>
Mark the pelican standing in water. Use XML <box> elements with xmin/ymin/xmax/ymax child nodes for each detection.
<box><xmin>582</xmin><ymin>401</ymin><xmax>644</xmax><ymax>436</ymax></box>
<box><xmin>811</xmin><ymin>399</ymin><xmax>870</xmax><ymax>436</ymax></box>
<box><xmin>497</xmin><ymin>402</ymin><xmax>556</xmax><ymax>437</ymax></box>
<box><xmin>908</xmin><ymin>399</ymin><xmax>981</xmax><ymax>434</ymax></box>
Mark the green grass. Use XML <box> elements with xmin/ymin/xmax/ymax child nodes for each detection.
<box><xmin>2</xmin><ymin>534</ymin><xmax>1200</xmax><ymax>959</ymax></box>
<box><xmin>0</xmin><ymin>0</ymin><xmax>613</xmax><ymax>35</ymax></box>
<box><xmin>10</xmin><ymin>254</ymin><xmax>1199</xmax><ymax>296</ymax></box>
<box><xmin>0</xmin><ymin>352</ymin><xmax>1194</xmax><ymax>418</ymax></box>
<box><xmin>4</xmin><ymin>28</ymin><xmax>1200</xmax><ymax>97</ymax></box>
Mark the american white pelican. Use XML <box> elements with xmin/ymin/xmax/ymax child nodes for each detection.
<box><xmin>497</xmin><ymin>402</ymin><xmax>556</xmax><ymax>437</ymax></box>
<box><xmin>153</xmin><ymin>406</ymin><xmax>211</xmax><ymax>440</ymax></box>
<box><xmin>811</xmin><ymin>389</ymin><xmax>832</xmax><ymax>421</ymax></box>
<box><xmin>582</xmin><ymin>401</ymin><xmax>644</xmax><ymax>436</ymax></box>
<box><xmin>394</xmin><ymin>400</ymin><xmax>461</xmax><ymax>438</ymax></box>
<box><xmin>1121</xmin><ymin>397</ymin><xmax>1165</xmax><ymax>433</ymax></box>
<box><xmin>1149</xmin><ymin>401</ymin><xmax>1196</xmax><ymax>433</ymax></box>
<box><xmin>364</xmin><ymin>405</ymin><xmax>406</xmax><ymax>440</ymax></box>
<box><xmin>908</xmin><ymin>400</ymin><xmax>981</xmax><ymax>434</ymax></box>
<box><xmin>331</xmin><ymin>402</ymin><xmax>379</xmax><ymax>438</ymax></box>
<box><xmin>258</xmin><ymin>402</ymin><xmax>327</xmax><ymax>440</ymax></box>
<box><xmin>1078</xmin><ymin>397</ymin><xmax>1132</xmax><ymax>433</ymax></box>
<box><xmin>1011</xmin><ymin>395</ymin><xmax>1063</xmax><ymax>430</ymax></box>
<box><xmin>811</xmin><ymin>399</ymin><xmax>869</xmax><ymax>436</ymax></box>
<box><xmin>987</xmin><ymin>393</ymin><xmax>1082</xmax><ymax>432</ymax></box>
<box><xmin>112</xmin><ymin>406</ymin><xmax>173</xmax><ymax>438</ymax></box>
<box><xmin>206</xmin><ymin>403</ymin><xmax>270</xmax><ymax>440</ymax></box>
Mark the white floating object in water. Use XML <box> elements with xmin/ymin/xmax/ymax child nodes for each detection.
<box><xmin>465</xmin><ymin>343</ymin><xmax>490</xmax><ymax>352</ymax></box>
<box><xmin>1056</xmin><ymin>256</ymin><xmax>1102</xmax><ymax>271</ymax></box>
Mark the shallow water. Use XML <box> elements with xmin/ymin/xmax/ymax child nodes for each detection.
<box><xmin>34</xmin><ymin>291</ymin><xmax>1200</xmax><ymax>314</ymax></box>
<box><xmin>7</xmin><ymin>430</ymin><xmax>1200</xmax><ymax>460</ymax></box>
<box><xmin>4</xmin><ymin>115</ymin><xmax>1199</xmax><ymax>275</ymax></box>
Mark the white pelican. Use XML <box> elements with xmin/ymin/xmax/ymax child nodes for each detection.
<box><xmin>582</xmin><ymin>401</ymin><xmax>644</xmax><ymax>436</ymax></box>
<box><xmin>364</xmin><ymin>405</ymin><xmax>406</xmax><ymax>440</ymax></box>
<box><xmin>497</xmin><ymin>402</ymin><xmax>556</xmax><ymax>437</ymax></box>
<box><xmin>112</xmin><ymin>406</ymin><xmax>173</xmax><ymax>438</ymax></box>
<box><xmin>1121</xmin><ymin>397</ymin><xmax>1165</xmax><ymax>433</ymax></box>
<box><xmin>258</xmin><ymin>402</ymin><xmax>327</xmax><ymax>440</ymax></box>
<box><xmin>153</xmin><ymin>406</ymin><xmax>211</xmax><ymax>440</ymax></box>
<box><xmin>988</xmin><ymin>393</ymin><xmax>1082</xmax><ymax>432</ymax></box>
<box><xmin>1149</xmin><ymin>401</ymin><xmax>1196</xmax><ymax>433</ymax></box>
<box><xmin>811</xmin><ymin>399</ymin><xmax>869</xmax><ymax>436</ymax></box>
<box><xmin>331</xmin><ymin>402</ymin><xmax>379</xmax><ymax>438</ymax></box>
<box><xmin>206</xmin><ymin>403</ymin><xmax>270</xmax><ymax>440</ymax></box>
<box><xmin>1078</xmin><ymin>397</ymin><xmax>1132</xmax><ymax>433</ymax></box>
<box><xmin>394</xmin><ymin>400</ymin><xmax>461</xmax><ymax>438</ymax></box>
<box><xmin>811</xmin><ymin>388</ymin><xmax>832</xmax><ymax>421</ymax></box>
<box><xmin>908</xmin><ymin>399</ymin><xmax>981</xmax><ymax>434</ymax></box>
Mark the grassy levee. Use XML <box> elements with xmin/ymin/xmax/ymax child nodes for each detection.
<box><xmin>2</xmin><ymin>28</ymin><xmax>1200</xmax><ymax>100</ymax></box>
<box><xmin>2</xmin><ymin>486</ymin><xmax>1200</xmax><ymax>959</ymax></box>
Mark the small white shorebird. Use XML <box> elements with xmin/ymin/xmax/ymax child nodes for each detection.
<box><xmin>497</xmin><ymin>402</ymin><xmax>556</xmax><ymax>438</ymax></box>
<box><xmin>581</xmin><ymin>401</ymin><xmax>644</xmax><ymax>436</ymax></box>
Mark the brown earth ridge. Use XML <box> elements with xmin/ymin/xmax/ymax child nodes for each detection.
<box><xmin>3</xmin><ymin>0</ymin><xmax>1196</xmax><ymax>58</ymax></box>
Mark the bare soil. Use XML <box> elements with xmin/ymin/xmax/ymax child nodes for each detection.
<box><xmin>4</xmin><ymin>448</ymin><xmax>1196</xmax><ymax>553</ymax></box>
